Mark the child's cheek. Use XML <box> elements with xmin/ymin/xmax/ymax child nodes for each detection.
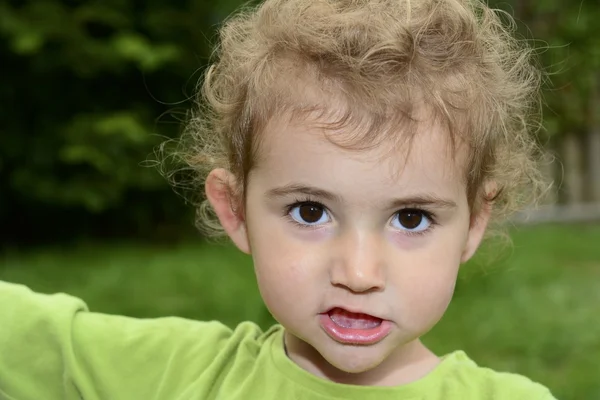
<box><xmin>253</xmin><ymin>229</ymin><xmax>329</xmax><ymax>282</ymax></box>
<box><xmin>253</xmin><ymin>241</ymin><xmax>327</xmax><ymax>319</ymax></box>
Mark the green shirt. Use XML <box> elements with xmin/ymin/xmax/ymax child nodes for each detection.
<box><xmin>0</xmin><ymin>281</ymin><xmax>556</xmax><ymax>400</ymax></box>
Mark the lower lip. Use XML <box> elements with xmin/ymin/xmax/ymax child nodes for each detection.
<box><xmin>319</xmin><ymin>313</ymin><xmax>392</xmax><ymax>345</ymax></box>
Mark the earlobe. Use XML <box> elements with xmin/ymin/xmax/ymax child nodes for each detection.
<box><xmin>205</xmin><ymin>168</ymin><xmax>251</xmax><ymax>254</ymax></box>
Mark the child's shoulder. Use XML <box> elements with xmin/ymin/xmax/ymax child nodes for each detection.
<box><xmin>436</xmin><ymin>351</ymin><xmax>556</xmax><ymax>400</ymax></box>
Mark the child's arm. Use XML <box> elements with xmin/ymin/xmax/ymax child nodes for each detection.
<box><xmin>0</xmin><ymin>281</ymin><xmax>88</xmax><ymax>399</ymax></box>
<box><xmin>0</xmin><ymin>280</ymin><xmax>236</xmax><ymax>400</ymax></box>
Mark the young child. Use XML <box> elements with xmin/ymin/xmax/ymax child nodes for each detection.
<box><xmin>0</xmin><ymin>0</ymin><xmax>556</xmax><ymax>399</ymax></box>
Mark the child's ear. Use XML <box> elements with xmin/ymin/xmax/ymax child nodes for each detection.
<box><xmin>205</xmin><ymin>168</ymin><xmax>251</xmax><ymax>254</ymax></box>
<box><xmin>461</xmin><ymin>198</ymin><xmax>492</xmax><ymax>263</ymax></box>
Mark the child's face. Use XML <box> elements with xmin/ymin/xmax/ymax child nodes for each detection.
<box><xmin>207</xmin><ymin>112</ymin><xmax>489</xmax><ymax>384</ymax></box>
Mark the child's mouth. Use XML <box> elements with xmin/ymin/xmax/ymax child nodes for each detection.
<box><xmin>319</xmin><ymin>307</ymin><xmax>392</xmax><ymax>345</ymax></box>
<box><xmin>329</xmin><ymin>308</ymin><xmax>382</xmax><ymax>329</ymax></box>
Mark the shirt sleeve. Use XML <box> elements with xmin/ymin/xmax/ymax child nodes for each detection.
<box><xmin>0</xmin><ymin>281</ymin><xmax>235</xmax><ymax>400</ymax></box>
<box><xmin>0</xmin><ymin>281</ymin><xmax>88</xmax><ymax>399</ymax></box>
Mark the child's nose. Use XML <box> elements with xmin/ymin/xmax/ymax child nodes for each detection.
<box><xmin>329</xmin><ymin>230</ymin><xmax>386</xmax><ymax>293</ymax></box>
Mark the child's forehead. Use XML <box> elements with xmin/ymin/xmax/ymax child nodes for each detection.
<box><xmin>255</xmin><ymin>107</ymin><xmax>468</xmax><ymax>186</ymax></box>
<box><xmin>249</xmin><ymin>71</ymin><xmax>470</xmax><ymax>184</ymax></box>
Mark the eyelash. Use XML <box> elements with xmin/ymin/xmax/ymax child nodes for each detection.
<box><xmin>283</xmin><ymin>197</ymin><xmax>438</xmax><ymax>236</ymax></box>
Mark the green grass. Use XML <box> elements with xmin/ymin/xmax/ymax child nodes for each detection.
<box><xmin>1</xmin><ymin>224</ymin><xmax>599</xmax><ymax>399</ymax></box>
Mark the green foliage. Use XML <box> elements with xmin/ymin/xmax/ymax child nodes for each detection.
<box><xmin>491</xmin><ymin>0</ymin><xmax>600</xmax><ymax>138</ymax></box>
<box><xmin>0</xmin><ymin>0</ymin><xmax>248</xmax><ymax>241</ymax></box>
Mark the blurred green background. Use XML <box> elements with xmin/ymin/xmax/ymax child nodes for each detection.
<box><xmin>0</xmin><ymin>1</ymin><xmax>599</xmax><ymax>399</ymax></box>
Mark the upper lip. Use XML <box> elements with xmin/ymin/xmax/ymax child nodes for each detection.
<box><xmin>322</xmin><ymin>305</ymin><xmax>384</xmax><ymax>320</ymax></box>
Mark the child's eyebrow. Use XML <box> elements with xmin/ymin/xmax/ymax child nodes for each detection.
<box><xmin>265</xmin><ymin>184</ymin><xmax>457</xmax><ymax>209</ymax></box>
<box><xmin>266</xmin><ymin>184</ymin><xmax>343</xmax><ymax>202</ymax></box>
<box><xmin>388</xmin><ymin>196</ymin><xmax>457</xmax><ymax>210</ymax></box>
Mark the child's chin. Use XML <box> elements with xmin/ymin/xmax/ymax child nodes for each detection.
<box><xmin>318</xmin><ymin>343</ymin><xmax>389</xmax><ymax>375</ymax></box>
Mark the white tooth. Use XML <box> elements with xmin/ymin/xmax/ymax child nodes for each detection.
<box><xmin>330</xmin><ymin>313</ymin><xmax>381</xmax><ymax>329</ymax></box>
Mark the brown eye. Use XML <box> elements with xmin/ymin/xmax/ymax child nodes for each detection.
<box><xmin>290</xmin><ymin>203</ymin><xmax>329</xmax><ymax>225</ymax></box>
<box><xmin>398</xmin><ymin>210</ymin><xmax>422</xmax><ymax>229</ymax></box>
<box><xmin>392</xmin><ymin>209</ymin><xmax>431</xmax><ymax>232</ymax></box>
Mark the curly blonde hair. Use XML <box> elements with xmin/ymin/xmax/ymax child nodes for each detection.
<box><xmin>172</xmin><ymin>0</ymin><xmax>547</xmax><ymax>236</ymax></box>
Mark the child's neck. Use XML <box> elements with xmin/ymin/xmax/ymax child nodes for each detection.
<box><xmin>284</xmin><ymin>332</ymin><xmax>440</xmax><ymax>387</ymax></box>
